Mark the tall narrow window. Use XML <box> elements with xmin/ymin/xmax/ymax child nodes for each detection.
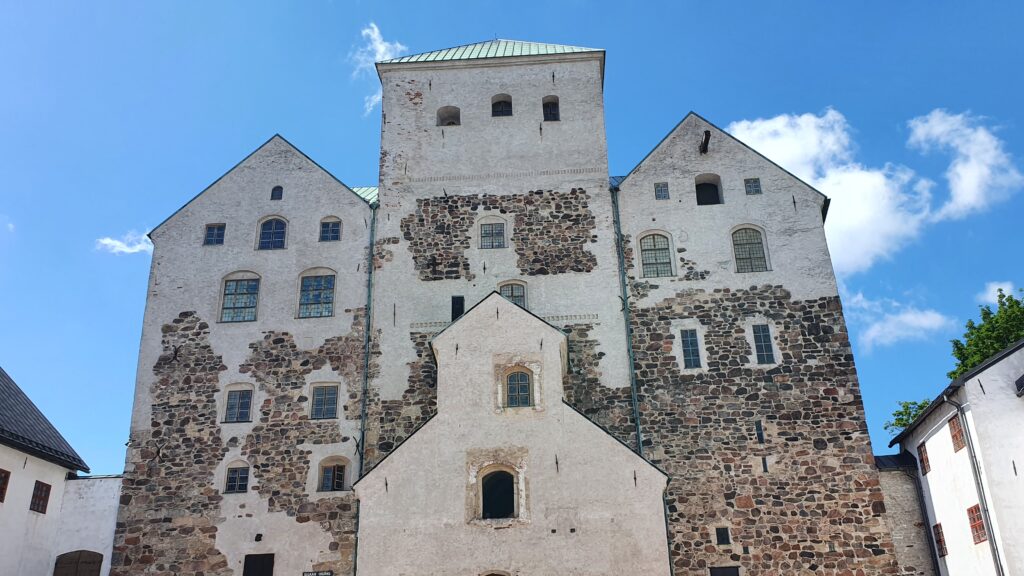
<box><xmin>949</xmin><ymin>415</ymin><xmax>966</xmax><ymax>452</ymax></box>
<box><xmin>752</xmin><ymin>324</ymin><xmax>775</xmax><ymax>364</ymax></box>
<box><xmin>311</xmin><ymin>385</ymin><xmax>339</xmax><ymax>419</ymax></box>
<box><xmin>654</xmin><ymin>182</ymin><xmax>670</xmax><ymax>200</ymax></box>
<box><xmin>733</xmin><ymin>228</ymin><xmax>768</xmax><ymax>273</ymax></box>
<box><xmin>918</xmin><ymin>442</ymin><xmax>930</xmax><ymax>475</ymax></box>
<box><xmin>225</xmin><ymin>466</ymin><xmax>249</xmax><ymax>493</ymax></box>
<box><xmin>933</xmin><ymin>523</ymin><xmax>948</xmax><ymax>557</ymax></box>
<box><xmin>542</xmin><ymin>96</ymin><xmax>560</xmax><ymax>121</ymax></box>
<box><xmin>754</xmin><ymin>420</ymin><xmax>765</xmax><ymax>443</ymax></box>
<box><xmin>29</xmin><ymin>481</ymin><xmax>51</xmax><ymax>513</ymax></box>
<box><xmin>680</xmin><ymin>329</ymin><xmax>701</xmax><ymax>369</ymax></box>
<box><xmin>221</xmin><ymin>279</ymin><xmax>260</xmax><ymax>322</ymax></box>
<box><xmin>299</xmin><ymin>275</ymin><xmax>335</xmax><ymax>318</ymax></box>
<box><xmin>320</xmin><ymin>219</ymin><xmax>341</xmax><ymax>242</ymax></box>
<box><xmin>319</xmin><ymin>463</ymin><xmax>346</xmax><ymax>492</ymax></box>
<box><xmin>270</xmin><ymin>186</ymin><xmax>283</xmax><ymax>200</ymax></box>
<box><xmin>744</xmin><ymin>178</ymin><xmax>762</xmax><ymax>195</ymax></box>
<box><xmin>481</xmin><ymin>470</ymin><xmax>515</xmax><ymax>519</ymax></box>
<box><xmin>968</xmin><ymin>504</ymin><xmax>987</xmax><ymax>543</ymax></box>
<box><xmin>480</xmin><ymin>222</ymin><xmax>506</xmax><ymax>249</ymax></box>
<box><xmin>0</xmin><ymin>468</ymin><xmax>9</xmax><ymax>502</ymax></box>
<box><xmin>492</xmin><ymin>94</ymin><xmax>513</xmax><ymax>117</ymax></box>
<box><xmin>506</xmin><ymin>371</ymin><xmax>531</xmax><ymax>407</ymax></box>
<box><xmin>639</xmin><ymin>234</ymin><xmax>672</xmax><ymax>277</ymax></box>
<box><xmin>499</xmin><ymin>283</ymin><xmax>527</xmax><ymax>308</ymax></box>
<box><xmin>258</xmin><ymin>218</ymin><xmax>287</xmax><ymax>250</ymax></box>
<box><xmin>204</xmin><ymin>224</ymin><xmax>226</xmax><ymax>245</ymax></box>
<box><xmin>224</xmin><ymin>389</ymin><xmax>253</xmax><ymax>423</ymax></box>
<box><xmin>451</xmin><ymin>296</ymin><xmax>465</xmax><ymax>321</ymax></box>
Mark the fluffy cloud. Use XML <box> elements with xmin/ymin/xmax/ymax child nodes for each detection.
<box><xmin>909</xmin><ymin>110</ymin><xmax>1023</xmax><ymax>221</ymax></box>
<box><xmin>95</xmin><ymin>231</ymin><xmax>153</xmax><ymax>255</ymax></box>
<box><xmin>351</xmin><ymin>23</ymin><xmax>406</xmax><ymax>116</ymax></box>
<box><xmin>976</xmin><ymin>281</ymin><xmax>1016</xmax><ymax>304</ymax></box>
<box><xmin>859</xmin><ymin>307</ymin><xmax>956</xmax><ymax>351</ymax></box>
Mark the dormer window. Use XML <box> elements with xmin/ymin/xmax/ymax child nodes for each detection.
<box><xmin>491</xmin><ymin>94</ymin><xmax>513</xmax><ymax>117</ymax></box>
<box><xmin>437</xmin><ymin>106</ymin><xmax>461</xmax><ymax>126</ymax></box>
<box><xmin>542</xmin><ymin>96</ymin><xmax>560</xmax><ymax>121</ymax></box>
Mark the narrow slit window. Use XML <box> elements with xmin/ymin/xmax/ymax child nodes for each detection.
<box><xmin>204</xmin><ymin>224</ymin><xmax>226</xmax><ymax>245</ymax></box>
<box><xmin>733</xmin><ymin>228</ymin><xmax>768</xmax><ymax>273</ymax></box>
<box><xmin>299</xmin><ymin>275</ymin><xmax>335</xmax><ymax>318</ymax></box>
<box><xmin>744</xmin><ymin>178</ymin><xmax>762</xmax><ymax>195</ymax></box>
<box><xmin>0</xmin><ymin>468</ymin><xmax>9</xmax><ymax>502</ymax></box>
<box><xmin>639</xmin><ymin>234</ymin><xmax>672</xmax><ymax>278</ymax></box>
<box><xmin>319</xmin><ymin>464</ymin><xmax>346</xmax><ymax>492</ymax></box>
<box><xmin>918</xmin><ymin>442</ymin><xmax>930</xmax><ymax>475</ymax></box>
<box><xmin>506</xmin><ymin>371</ymin><xmax>531</xmax><ymax>407</ymax></box>
<box><xmin>320</xmin><ymin>220</ymin><xmax>341</xmax><ymax>242</ymax></box>
<box><xmin>654</xmin><ymin>182</ymin><xmax>670</xmax><ymax>200</ymax></box>
<box><xmin>258</xmin><ymin>218</ymin><xmax>287</xmax><ymax>250</ymax></box>
<box><xmin>949</xmin><ymin>415</ymin><xmax>966</xmax><ymax>452</ymax></box>
<box><xmin>680</xmin><ymin>329</ymin><xmax>701</xmax><ymax>369</ymax></box>
<box><xmin>968</xmin><ymin>504</ymin><xmax>987</xmax><ymax>543</ymax></box>
<box><xmin>499</xmin><ymin>283</ymin><xmax>526</xmax><ymax>308</ymax></box>
<box><xmin>225</xmin><ymin>466</ymin><xmax>249</xmax><ymax>493</ymax></box>
<box><xmin>480</xmin><ymin>223</ymin><xmax>506</xmax><ymax>249</ymax></box>
<box><xmin>451</xmin><ymin>296</ymin><xmax>465</xmax><ymax>321</ymax></box>
<box><xmin>29</xmin><ymin>481</ymin><xmax>50</xmax><ymax>513</ymax></box>
<box><xmin>752</xmin><ymin>324</ymin><xmax>775</xmax><ymax>364</ymax></box>
<box><xmin>311</xmin><ymin>385</ymin><xmax>339</xmax><ymax>419</ymax></box>
<box><xmin>933</xmin><ymin>523</ymin><xmax>947</xmax><ymax>557</ymax></box>
<box><xmin>221</xmin><ymin>279</ymin><xmax>260</xmax><ymax>323</ymax></box>
<box><xmin>481</xmin><ymin>470</ymin><xmax>515</xmax><ymax>519</ymax></box>
<box><xmin>754</xmin><ymin>420</ymin><xmax>765</xmax><ymax>443</ymax></box>
<box><xmin>224</xmin><ymin>389</ymin><xmax>253</xmax><ymax>423</ymax></box>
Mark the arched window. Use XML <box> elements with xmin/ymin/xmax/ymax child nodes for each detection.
<box><xmin>481</xmin><ymin>470</ymin><xmax>515</xmax><ymax>519</ymax></box>
<box><xmin>221</xmin><ymin>272</ymin><xmax>260</xmax><ymax>323</ymax></box>
<box><xmin>491</xmin><ymin>94</ymin><xmax>513</xmax><ymax>117</ymax></box>
<box><xmin>542</xmin><ymin>95</ymin><xmax>560</xmax><ymax>121</ymax></box>
<box><xmin>506</xmin><ymin>371</ymin><xmax>532</xmax><ymax>407</ymax></box>
<box><xmin>639</xmin><ymin>234</ymin><xmax>673</xmax><ymax>278</ymax></box>
<box><xmin>695</xmin><ymin>173</ymin><xmax>723</xmax><ymax>205</ymax></box>
<box><xmin>437</xmin><ymin>106</ymin><xmax>461</xmax><ymax>126</ymax></box>
<box><xmin>225</xmin><ymin>463</ymin><xmax>249</xmax><ymax>494</ymax></box>
<box><xmin>53</xmin><ymin>550</ymin><xmax>103</xmax><ymax>576</ymax></box>
<box><xmin>258</xmin><ymin>218</ymin><xmax>287</xmax><ymax>250</ymax></box>
<box><xmin>732</xmin><ymin>228</ymin><xmax>768</xmax><ymax>273</ymax></box>
<box><xmin>318</xmin><ymin>457</ymin><xmax>349</xmax><ymax>492</ymax></box>
<box><xmin>499</xmin><ymin>282</ymin><xmax>527</xmax><ymax>308</ymax></box>
<box><xmin>270</xmin><ymin>186</ymin><xmax>283</xmax><ymax>200</ymax></box>
<box><xmin>298</xmin><ymin>268</ymin><xmax>336</xmax><ymax>318</ymax></box>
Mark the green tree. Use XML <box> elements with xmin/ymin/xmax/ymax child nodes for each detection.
<box><xmin>884</xmin><ymin>399</ymin><xmax>932</xmax><ymax>436</ymax></box>
<box><xmin>949</xmin><ymin>288</ymin><xmax>1024</xmax><ymax>379</ymax></box>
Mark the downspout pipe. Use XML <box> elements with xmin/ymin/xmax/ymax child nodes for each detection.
<box><xmin>610</xmin><ymin>187</ymin><xmax>644</xmax><ymax>456</ymax></box>
<box><xmin>942</xmin><ymin>393</ymin><xmax>1005</xmax><ymax>576</ymax></box>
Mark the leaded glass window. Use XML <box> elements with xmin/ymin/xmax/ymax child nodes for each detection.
<box><xmin>299</xmin><ymin>275</ymin><xmax>335</xmax><ymax>318</ymax></box>
<box><xmin>204</xmin><ymin>224</ymin><xmax>225</xmax><ymax>245</ymax></box>
<box><xmin>311</xmin><ymin>385</ymin><xmax>338</xmax><ymax>419</ymax></box>
<box><xmin>506</xmin><ymin>371</ymin><xmax>531</xmax><ymax>407</ymax></box>
<box><xmin>224</xmin><ymin>389</ymin><xmax>252</xmax><ymax>422</ymax></box>
<box><xmin>654</xmin><ymin>182</ymin><xmax>670</xmax><ymax>200</ymax></box>
<box><xmin>640</xmin><ymin>234</ymin><xmax>672</xmax><ymax>277</ymax></box>
<box><xmin>225</xmin><ymin>467</ymin><xmax>249</xmax><ymax>493</ymax></box>
<box><xmin>221</xmin><ymin>279</ymin><xmax>260</xmax><ymax>322</ymax></box>
<box><xmin>752</xmin><ymin>324</ymin><xmax>775</xmax><ymax>364</ymax></box>
<box><xmin>499</xmin><ymin>283</ymin><xmax>526</xmax><ymax>308</ymax></box>
<box><xmin>732</xmin><ymin>228</ymin><xmax>768</xmax><ymax>273</ymax></box>
<box><xmin>319</xmin><ymin>464</ymin><xmax>346</xmax><ymax>492</ymax></box>
<box><xmin>680</xmin><ymin>329</ymin><xmax>701</xmax><ymax>369</ymax></box>
<box><xmin>258</xmin><ymin>218</ymin><xmax>286</xmax><ymax>250</ymax></box>
<box><xmin>744</xmin><ymin>178</ymin><xmax>762</xmax><ymax>195</ymax></box>
<box><xmin>480</xmin><ymin>223</ymin><xmax>506</xmax><ymax>249</ymax></box>
<box><xmin>320</xmin><ymin>220</ymin><xmax>341</xmax><ymax>242</ymax></box>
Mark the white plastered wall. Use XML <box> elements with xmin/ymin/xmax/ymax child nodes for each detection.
<box><xmin>57</xmin><ymin>476</ymin><xmax>123</xmax><ymax>576</ymax></box>
<box><xmin>0</xmin><ymin>445</ymin><xmax>73</xmax><ymax>576</ymax></box>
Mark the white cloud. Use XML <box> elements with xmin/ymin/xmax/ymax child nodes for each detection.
<box><xmin>908</xmin><ymin>110</ymin><xmax>1023</xmax><ymax>221</ymax></box>
<box><xmin>859</xmin><ymin>307</ymin><xmax>956</xmax><ymax>351</ymax></box>
<box><xmin>976</xmin><ymin>281</ymin><xmax>1015</xmax><ymax>304</ymax></box>
<box><xmin>95</xmin><ymin>231</ymin><xmax>153</xmax><ymax>255</ymax></box>
<box><xmin>5</xmin><ymin>222</ymin><xmax>12</xmax><ymax>233</ymax></box>
<box><xmin>351</xmin><ymin>23</ymin><xmax>406</xmax><ymax>116</ymax></box>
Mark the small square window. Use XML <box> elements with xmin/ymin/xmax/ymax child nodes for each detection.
<box><xmin>654</xmin><ymin>182</ymin><xmax>670</xmax><ymax>200</ymax></box>
<box><xmin>752</xmin><ymin>324</ymin><xmax>775</xmax><ymax>364</ymax></box>
<box><xmin>0</xmin><ymin>468</ymin><xmax>9</xmax><ymax>502</ymax></box>
<box><xmin>224</xmin><ymin>389</ymin><xmax>253</xmax><ymax>423</ymax></box>
<box><xmin>225</xmin><ymin>467</ymin><xmax>249</xmax><ymax>493</ymax></box>
<box><xmin>480</xmin><ymin>223</ymin><xmax>506</xmax><ymax>249</ymax></box>
<box><xmin>270</xmin><ymin>186</ymin><xmax>283</xmax><ymax>200</ymax></box>
<box><xmin>320</xmin><ymin>221</ymin><xmax>341</xmax><ymax>242</ymax></box>
<box><xmin>715</xmin><ymin>527</ymin><xmax>731</xmax><ymax>545</ymax></box>
<box><xmin>680</xmin><ymin>329</ymin><xmax>701</xmax><ymax>369</ymax></box>
<box><xmin>204</xmin><ymin>224</ymin><xmax>226</xmax><ymax>245</ymax></box>
<box><xmin>319</xmin><ymin>464</ymin><xmax>346</xmax><ymax>492</ymax></box>
<box><xmin>744</xmin><ymin>178</ymin><xmax>762</xmax><ymax>195</ymax></box>
<box><xmin>29</xmin><ymin>481</ymin><xmax>50</xmax><ymax>513</ymax></box>
<box><xmin>311</xmin><ymin>385</ymin><xmax>339</xmax><ymax>419</ymax></box>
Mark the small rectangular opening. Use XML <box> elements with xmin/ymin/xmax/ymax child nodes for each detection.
<box><xmin>243</xmin><ymin>553</ymin><xmax>275</xmax><ymax>576</ymax></box>
<box><xmin>715</xmin><ymin>526</ymin><xmax>731</xmax><ymax>545</ymax></box>
<box><xmin>451</xmin><ymin>296</ymin><xmax>465</xmax><ymax>321</ymax></box>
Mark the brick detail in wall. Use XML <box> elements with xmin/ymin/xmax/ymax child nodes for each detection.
<box><xmin>561</xmin><ymin>323</ymin><xmax>637</xmax><ymax>448</ymax></box>
<box><xmin>629</xmin><ymin>286</ymin><xmax>900</xmax><ymax>575</ymax></box>
<box><xmin>677</xmin><ymin>247</ymin><xmax>711</xmax><ymax>281</ymax></box>
<box><xmin>399</xmin><ymin>189</ymin><xmax>598</xmax><ymax>281</ymax></box>
<box><xmin>372</xmin><ymin>236</ymin><xmax>399</xmax><ymax>270</ymax></box>
<box><xmin>110</xmin><ymin>311</ymin><xmax>231</xmax><ymax>576</ymax></box>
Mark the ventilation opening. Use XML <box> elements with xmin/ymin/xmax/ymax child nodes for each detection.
<box><xmin>482</xmin><ymin>470</ymin><xmax>515</xmax><ymax>519</ymax></box>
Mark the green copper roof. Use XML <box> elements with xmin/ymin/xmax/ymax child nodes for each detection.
<box><xmin>351</xmin><ymin>186</ymin><xmax>378</xmax><ymax>204</ymax></box>
<box><xmin>379</xmin><ymin>40</ymin><xmax>603</xmax><ymax>65</ymax></box>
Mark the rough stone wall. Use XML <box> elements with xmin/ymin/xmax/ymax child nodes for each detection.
<box><xmin>111</xmin><ymin>312</ymin><xmax>231</xmax><ymax>576</ymax></box>
<box><xmin>630</xmin><ymin>287</ymin><xmax>900</xmax><ymax>575</ymax></box>
<box><xmin>399</xmin><ymin>189</ymin><xmax>597</xmax><ymax>281</ymax></box>
<box><xmin>878</xmin><ymin>469</ymin><xmax>936</xmax><ymax>575</ymax></box>
<box><xmin>561</xmin><ymin>323</ymin><xmax>636</xmax><ymax>448</ymax></box>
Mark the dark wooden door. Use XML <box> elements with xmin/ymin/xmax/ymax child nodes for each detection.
<box><xmin>243</xmin><ymin>554</ymin><xmax>275</xmax><ymax>576</ymax></box>
<box><xmin>53</xmin><ymin>550</ymin><xmax>102</xmax><ymax>576</ymax></box>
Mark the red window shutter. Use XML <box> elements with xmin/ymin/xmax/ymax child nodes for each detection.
<box><xmin>949</xmin><ymin>415</ymin><xmax>966</xmax><ymax>452</ymax></box>
<box><xmin>968</xmin><ymin>504</ymin><xmax>988</xmax><ymax>544</ymax></box>
<box><xmin>918</xmin><ymin>442</ymin><xmax>930</xmax><ymax>475</ymax></box>
<box><xmin>932</xmin><ymin>523</ymin><xmax>948</xmax><ymax>557</ymax></box>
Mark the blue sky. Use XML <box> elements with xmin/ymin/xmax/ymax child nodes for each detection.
<box><xmin>1</xmin><ymin>1</ymin><xmax>1021</xmax><ymax>474</ymax></box>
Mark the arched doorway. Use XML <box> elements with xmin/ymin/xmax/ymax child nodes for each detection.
<box><xmin>53</xmin><ymin>550</ymin><xmax>102</xmax><ymax>576</ymax></box>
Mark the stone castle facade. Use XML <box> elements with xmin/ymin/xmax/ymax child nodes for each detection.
<box><xmin>112</xmin><ymin>40</ymin><xmax>905</xmax><ymax>575</ymax></box>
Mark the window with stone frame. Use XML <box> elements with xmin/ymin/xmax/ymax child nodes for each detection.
<box><xmin>258</xmin><ymin>218</ymin><xmax>286</xmax><ymax>250</ymax></box>
<box><xmin>732</xmin><ymin>228</ymin><xmax>768</xmax><ymax>273</ymax></box>
<box><xmin>639</xmin><ymin>234</ymin><xmax>673</xmax><ymax>278</ymax></box>
<box><xmin>505</xmin><ymin>371</ymin><xmax>532</xmax><ymax>408</ymax></box>
<box><xmin>204</xmin><ymin>224</ymin><xmax>226</xmax><ymax>246</ymax></box>
<box><xmin>311</xmin><ymin>385</ymin><xmax>339</xmax><ymax>419</ymax></box>
<box><xmin>680</xmin><ymin>329</ymin><xmax>701</xmax><ymax>369</ymax></box>
<box><xmin>29</xmin><ymin>480</ymin><xmax>50</xmax><ymax>513</ymax></box>
<box><xmin>298</xmin><ymin>274</ymin><xmax>335</xmax><ymax>318</ymax></box>
<box><xmin>480</xmin><ymin>222</ymin><xmax>506</xmax><ymax>249</ymax></box>
<box><xmin>949</xmin><ymin>415</ymin><xmax>966</xmax><ymax>452</ymax></box>
<box><xmin>499</xmin><ymin>282</ymin><xmax>527</xmax><ymax>308</ymax></box>
<box><xmin>320</xmin><ymin>219</ymin><xmax>341</xmax><ymax>242</ymax></box>
<box><xmin>0</xmin><ymin>468</ymin><xmax>9</xmax><ymax>502</ymax></box>
<box><xmin>654</xmin><ymin>182</ymin><xmax>670</xmax><ymax>200</ymax></box>
<box><xmin>752</xmin><ymin>324</ymin><xmax>775</xmax><ymax>364</ymax></box>
<box><xmin>744</xmin><ymin>178</ymin><xmax>763</xmax><ymax>195</ymax></box>
<box><xmin>933</xmin><ymin>523</ymin><xmax>948</xmax><ymax>557</ymax></box>
<box><xmin>225</xmin><ymin>466</ymin><xmax>249</xmax><ymax>494</ymax></box>
<box><xmin>319</xmin><ymin>463</ymin><xmax>346</xmax><ymax>492</ymax></box>
<box><xmin>221</xmin><ymin>278</ymin><xmax>260</xmax><ymax>322</ymax></box>
<box><xmin>715</xmin><ymin>527</ymin><xmax>731</xmax><ymax>545</ymax></box>
<box><xmin>481</xmin><ymin>469</ymin><xmax>516</xmax><ymax>519</ymax></box>
<box><xmin>968</xmin><ymin>504</ymin><xmax>987</xmax><ymax>543</ymax></box>
<box><xmin>224</xmin><ymin>389</ymin><xmax>253</xmax><ymax>423</ymax></box>
<box><xmin>918</xmin><ymin>442</ymin><xmax>930</xmax><ymax>475</ymax></box>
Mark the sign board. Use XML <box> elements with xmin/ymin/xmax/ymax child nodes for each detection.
<box><xmin>302</xmin><ymin>572</ymin><xmax>333</xmax><ymax>576</ymax></box>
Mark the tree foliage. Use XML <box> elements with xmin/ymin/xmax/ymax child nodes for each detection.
<box><xmin>884</xmin><ymin>399</ymin><xmax>932</xmax><ymax>436</ymax></box>
<box><xmin>949</xmin><ymin>289</ymin><xmax>1024</xmax><ymax>379</ymax></box>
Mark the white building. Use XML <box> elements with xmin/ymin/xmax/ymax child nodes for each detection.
<box><xmin>0</xmin><ymin>366</ymin><xmax>122</xmax><ymax>576</ymax></box>
<box><xmin>889</xmin><ymin>338</ymin><xmax>1024</xmax><ymax>576</ymax></box>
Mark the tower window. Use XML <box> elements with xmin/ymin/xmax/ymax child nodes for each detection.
<box><xmin>715</xmin><ymin>527</ymin><xmax>731</xmax><ymax>545</ymax></box>
<box><xmin>654</xmin><ymin>182</ymin><xmax>670</xmax><ymax>200</ymax></box>
<box><xmin>311</xmin><ymin>385</ymin><xmax>339</xmax><ymax>419</ymax></box>
<box><xmin>224</xmin><ymin>389</ymin><xmax>253</xmax><ymax>423</ymax></box>
<box><xmin>258</xmin><ymin>218</ymin><xmax>287</xmax><ymax>250</ymax></box>
<box><xmin>221</xmin><ymin>278</ymin><xmax>260</xmax><ymax>322</ymax></box>
<box><xmin>225</xmin><ymin>466</ymin><xmax>249</xmax><ymax>493</ymax></box>
<box><xmin>319</xmin><ymin>463</ymin><xmax>346</xmax><ymax>492</ymax></box>
<box><xmin>29</xmin><ymin>481</ymin><xmax>51</xmax><ymax>513</ymax></box>
<box><xmin>639</xmin><ymin>234</ymin><xmax>673</xmax><ymax>278</ymax></box>
<box><xmin>480</xmin><ymin>222</ymin><xmax>506</xmax><ymax>249</ymax></box>
<box><xmin>492</xmin><ymin>94</ymin><xmax>513</xmax><ymax>117</ymax></box>
<box><xmin>481</xmin><ymin>470</ymin><xmax>515</xmax><ymax>519</ymax></box>
<box><xmin>320</xmin><ymin>219</ymin><xmax>341</xmax><ymax>242</ymax></box>
<box><xmin>506</xmin><ymin>371</ymin><xmax>532</xmax><ymax>407</ymax></box>
<box><xmin>752</xmin><ymin>324</ymin><xmax>775</xmax><ymax>364</ymax></box>
<box><xmin>732</xmin><ymin>228</ymin><xmax>768</xmax><ymax>273</ymax></box>
<box><xmin>298</xmin><ymin>274</ymin><xmax>335</xmax><ymax>318</ymax></box>
<box><xmin>271</xmin><ymin>186</ymin><xmax>283</xmax><ymax>200</ymax></box>
<box><xmin>499</xmin><ymin>282</ymin><xmax>527</xmax><ymax>308</ymax></box>
<box><xmin>744</xmin><ymin>178</ymin><xmax>762</xmax><ymax>195</ymax></box>
<box><xmin>680</xmin><ymin>329</ymin><xmax>701</xmax><ymax>369</ymax></box>
<box><xmin>437</xmin><ymin>106</ymin><xmax>461</xmax><ymax>126</ymax></box>
<box><xmin>542</xmin><ymin>95</ymin><xmax>560</xmax><ymax>121</ymax></box>
<box><xmin>204</xmin><ymin>224</ymin><xmax>226</xmax><ymax>245</ymax></box>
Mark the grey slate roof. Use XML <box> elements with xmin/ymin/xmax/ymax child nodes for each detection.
<box><xmin>874</xmin><ymin>452</ymin><xmax>917</xmax><ymax>471</ymax></box>
<box><xmin>0</xmin><ymin>366</ymin><xmax>89</xmax><ymax>471</ymax></box>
